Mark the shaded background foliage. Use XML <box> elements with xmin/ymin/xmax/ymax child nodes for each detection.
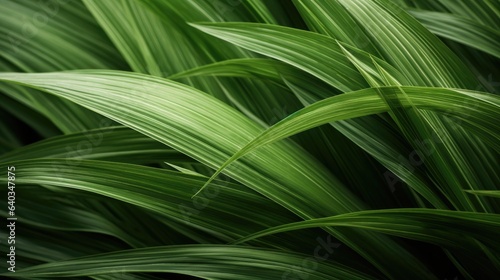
<box><xmin>0</xmin><ymin>0</ymin><xmax>499</xmax><ymax>279</ymax></box>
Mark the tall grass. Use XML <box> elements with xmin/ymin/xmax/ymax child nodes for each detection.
<box><xmin>0</xmin><ymin>0</ymin><xmax>499</xmax><ymax>279</ymax></box>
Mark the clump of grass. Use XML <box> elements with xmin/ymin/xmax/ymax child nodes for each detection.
<box><xmin>0</xmin><ymin>0</ymin><xmax>499</xmax><ymax>279</ymax></box>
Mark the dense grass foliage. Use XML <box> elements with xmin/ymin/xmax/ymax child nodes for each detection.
<box><xmin>0</xmin><ymin>0</ymin><xmax>499</xmax><ymax>279</ymax></box>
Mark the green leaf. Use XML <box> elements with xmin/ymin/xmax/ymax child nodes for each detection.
<box><xmin>410</xmin><ymin>10</ymin><xmax>500</xmax><ymax>59</ymax></box>
<box><xmin>5</xmin><ymin>245</ymin><xmax>378</xmax><ymax>280</ymax></box>
<box><xmin>335</xmin><ymin>0</ymin><xmax>480</xmax><ymax>89</ymax></box>
<box><xmin>0</xmin><ymin>71</ymin><xmax>439</xmax><ymax>279</ymax></box>
<box><xmin>0</xmin><ymin>126</ymin><xmax>186</xmax><ymax>165</ymax></box>
<box><xmin>191</xmin><ymin>22</ymin><xmax>368</xmax><ymax>92</ymax></box>
<box><xmin>465</xmin><ymin>190</ymin><xmax>500</xmax><ymax>199</ymax></box>
<box><xmin>0</xmin><ymin>159</ymin><xmax>302</xmax><ymax>245</ymax></box>
<box><xmin>202</xmin><ymin>86</ymin><xmax>499</xmax><ymax>201</ymax></box>
<box><xmin>233</xmin><ymin>208</ymin><xmax>500</xmax><ymax>279</ymax></box>
<box><xmin>234</xmin><ymin>208</ymin><xmax>500</xmax><ymax>250</ymax></box>
<box><xmin>292</xmin><ymin>0</ymin><xmax>381</xmax><ymax>56</ymax></box>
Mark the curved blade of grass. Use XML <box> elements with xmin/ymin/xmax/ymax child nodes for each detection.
<box><xmin>1</xmin><ymin>224</ymin><xmax>134</xmax><ymax>264</ymax></box>
<box><xmin>0</xmin><ymin>159</ymin><xmax>301</xmax><ymax>244</ymax></box>
<box><xmin>465</xmin><ymin>191</ymin><xmax>500</xmax><ymax>199</ymax></box>
<box><xmin>435</xmin><ymin>0</ymin><xmax>500</xmax><ymax>30</ymax></box>
<box><xmin>372</xmin><ymin>65</ymin><xmax>493</xmax><ymax>211</ymax></box>
<box><xmin>201</xmin><ymin>86</ymin><xmax>499</xmax><ymax>195</ymax></box>
<box><xmin>235</xmin><ymin>207</ymin><xmax>500</xmax><ymax>278</ymax></box>
<box><xmin>172</xmin><ymin>56</ymin><xmax>432</xmax><ymax>208</ymax></box>
<box><xmin>285</xmin><ymin>79</ymin><xmax>444</xmax><ymax>209</ymax></box>
<box><xmin>336</xmin><ymin>0</ymin><xmax>479</xmax><ymax>89</ymax></box>
<box><xmin>191</xmin><ymin>22</ymin><xmax>368</xmax><ymax>92</ymax></box>
<box><xmin>0</xmin><ymin>126</ymin><xmax>187</xmax><ymax>165</ymax></box>
<box><xmin>232</xmin><ymin>208</ymin><xmax>500</xmax><ymax>278</ymax></box>
<box><xmin>410</xmin><ymin>10</ymin><xmax>500</xmax><ymax>59</ymax></box>
<box><xmin>337</xmin><ymin>42</ymin><xmax>409</xmax><ymax>87</ymax></box>
<box><xmin>169</xmin><ymin>58</ymin><xmax>299</xmax><ymax>83</ymax></box>
<box><xmin>233</xmin><ymin>209</ymin><xmax>500</xmax><ymax>248</ymax></box>
<box><xmin>171</xmin><ymin>58</ymin><xmax>401</xmax><ymax>208</ymax></box>
<box><xmin>0</xmin><ymin>188</ymin><xmax>143</xmax><ymax>247</ymax></box>
<box><xmin>292</xmin><ymin>0</ymin><xmax>381</xmax><ymax>56</ymax></box>
<box><xmin>4</xmin><ymin>245</ymin><xmax>377</xmax><ymax>280</ymax></box>
<box><xmin>1</xmin><ymin>158</ymin><xmax>326</xmax><ymax>254</ymax></box>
